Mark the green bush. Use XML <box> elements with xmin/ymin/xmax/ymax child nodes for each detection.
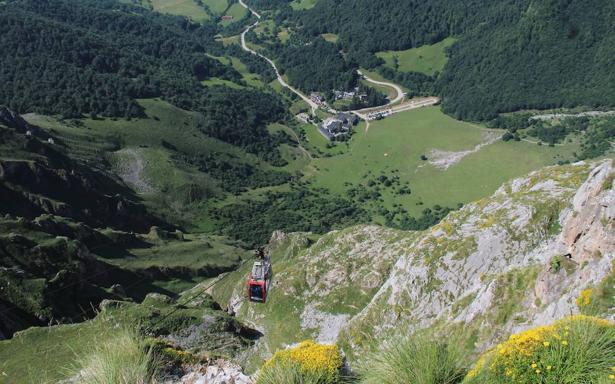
<box><xmin>357</xmin><ymin>332</ymin><xmax>466</xmax><ymax>384</ymax></box>
<box><xmin>72</xmin><ymin>327</ymin><xmax>158</xmax><ymax>384</ymax></box>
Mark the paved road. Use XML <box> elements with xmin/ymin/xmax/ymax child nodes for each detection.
<box><xmin>357</xmin><ymin>97</ymin><xmax>440</xmax><ymax>133</ymax></box>
<box><xmin>356</xmin><ymin>70</ymin><xmax>405</xmax><ymax>106</ymax></box>
<box><xmin>239</xmin><ymin>0</ymin><xmax>319</xmax><ymax>115</ymax></box>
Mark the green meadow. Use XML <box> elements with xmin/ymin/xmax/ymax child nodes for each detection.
<box><xmin>321</xmin><ymin>33</ymin><xmax>339</xmax><ymax>43</ymax></box>
<box><xmin>203</xmin><ymin>0</ymin><xmax>228</xmax><ymax>14</ymax></box>
<box><xmin>290</xmin><ymin>0</ymin><xmax>318</xmax><ymax>10</ymax></box>
<box><xmin>0</xmin><ymin>318</ymin><xmax>112</xmax><ymax>383</ymax></box>
<box><xmin>219</xmin><ymin>3</ymin><xmax>248</xmax><ymax>26</ymax></box>
<box><xmin>376</xmin><ymin>37</ymin><xmax>457</xmax><ymax>75</ymax></box>
<box><xmin>150</xmin><ymin>0</ymin><xmax>211</xmax><ymax>22</ymax></box>
<box><xmin>306</xmin><ymin>106</ymin><xmax>578</xmax><ymax>217</ymax></box>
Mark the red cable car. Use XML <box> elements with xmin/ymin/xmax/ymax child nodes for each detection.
<box><xmin>247</xmin><ymin>259</ymin><xmax>271</xmax><ymax>303</ymax></box>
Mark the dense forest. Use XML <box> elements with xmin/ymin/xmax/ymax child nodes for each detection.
<box><xmin>246</xmin><ymin>28</ymin><xmax>358</xmax><ymax>93</ymax></box>
<box><xmin>438</xmin><ymin>0</ymin><xmax>615</xmax><ymax>120</ymax></box>
<box><xmin>292</xmin><ymin>0</ymin><xmax>486</xmax><ymax>65</ymax></box>
<box><xmin>0</xmin><ymin>0</ymin><xmax>286</xmax><ymax>158</ymax></box>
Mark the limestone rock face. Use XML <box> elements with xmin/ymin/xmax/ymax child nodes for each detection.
<box><xmin>344</xmin><ymin>160</ymin><xmax>614</xmax><ymax>355</ymax></box>
<box><xmin>218</xmin><ymin>160</ymin><xmax>614</xmax><ymax>364</ymax></box>
<box><xmin>167</xmin><ymin>360</ymin><xmax>252</xmax><ymax>384</ymax></box>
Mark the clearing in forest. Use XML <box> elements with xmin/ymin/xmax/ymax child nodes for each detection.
<box><xmin>376</xmin><ymin>37</ymin><xmax>457</xmax><ymax>76</ymax></box>
<box><xmin>150</xmin><ymin>0</ymin><xmax>210</xmax><ymax>21</ymax></box>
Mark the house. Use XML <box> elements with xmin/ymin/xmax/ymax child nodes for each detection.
<box><xmin>310</xmin><ymin>92</ymin><xmax>326</xmax><ymax>105</ymax></box>
<box><xmin>319</xmin><ymin>112</ymin><xmax>359</xmax><ymax>141</ymax></box>
<box><xmin>333</xmin><ymin>87</ymin><xmax>358</xmax><ymax>100</ymax></box>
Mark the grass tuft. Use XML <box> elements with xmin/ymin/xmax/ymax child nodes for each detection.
<box><xmin>357</xmin><ymin>332</ymin><xmax>467</xmax><ymax>384</ymax></box>
<box><xmin>72</xmin><ymin>327</ymin><xmax>158</xmax><ymax>384</ymax></box>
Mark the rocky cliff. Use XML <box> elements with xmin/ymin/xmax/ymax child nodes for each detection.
<box><xmin>215</xmin><ymin>160</ymin><xmax>614</xmax><ymax>367</ymax></box>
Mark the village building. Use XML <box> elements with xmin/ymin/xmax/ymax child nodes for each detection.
<box><xmin>319</xmin><ymin>112</ymin><xmax>359</xmax><ymax>141</ymax></box>
<box><xmin>333</xmin><ymin>87</ymin><xmax>368</xmax><ymax>101</ymax></box>
<box><xmin>309</xmin><ymin>92</ymin><xmax>326</xmax><ymax>106</ymax></box>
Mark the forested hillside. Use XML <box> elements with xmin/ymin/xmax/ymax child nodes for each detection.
<box><xmin>0</xmin><ymin>0</ymin><xmax>287</xmax><ymax>158</ymax></box>
<box><xmin>290</xmin><ymin>0</ymin><xmax>615</xmax><ymax>119</ymax></box>
<box><xmin>439</xmin><ymin>0</ymin><xmax>615</xmax><ymax>119</ymax></box>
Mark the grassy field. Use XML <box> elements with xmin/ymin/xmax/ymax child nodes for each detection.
<box><xmin>290</xmin><ymin>0</ymin><xmax>318</xmax><ymax>10</ymax></box>
<box><xmin>360</xmin><ymin>68</ymin><xmax>410</xmax><ymax>93</ymax></box>
<box><xmin>150</xmin><ymin>0</ymin><xmax>210</xmax><ymax>22</ymax></box>
<box><xmin>203</xmin><ymin>0</ymin><xmax>228</xmax><ymax>14</ymax></box>
<box><xmin>376</xmin><ymin>37</ymin><xmax>457</xmax><ymax>75</ymax></box>
<box><xmin>360</xmin><ymin>79</ymin><xmax>397</xmax><ymax>100</ymax></box>
<box><xmin>321</xmin><ymin>33</ymin><xmax>339</xmax><ymax>43</ymax></box>
<box><xmin>97</xmin><ymin>233</ymin><xmax>250</xmax><ymax>294</ymax></box>
<box><xmin>24</xmin><ymin>98</ymin><xmax>279</xmax><ymax>227</ymax></box>
<box><xmin>278</xmin><ymin>28</ymin><xmax>291</xmax><ymax>43</ymax></box>
<box><xmin>0</xmin><ymin>318</ymin><xmax>113</xmax><ymax>383</ymax></box>
<box><xmin>219</xmin><ymin>3</ymin><xmax>247</xmax><ymax>26</ymax></box>
<box><xmin>216</xmin><ymin>34</ymin><xmax>240</xmax><ymax>46</ymax></box>
<box><xmin>306</xmin><ymin>106</ymin><xmax>578</xmax><ymax>217</ymax></box>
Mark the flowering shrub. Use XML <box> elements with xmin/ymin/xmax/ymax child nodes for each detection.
<box><xmin>257</xmin><ymin>340</ymin><xmax>343</xmax><ymax>384</ymax></box>
<box><xmin>465</xmin><ymin>315</ymin><xmax>615</xmax><ymax>383</ymax></box>
<box><xmin>576</xmin><ymin>288</ymin><xmax>593</xmax><ymax>307</ymax></box>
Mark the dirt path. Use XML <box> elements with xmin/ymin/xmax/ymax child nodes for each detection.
<box><xmin>529</xmin><ymin>110</ymin><xmax>615</xmax><ymax>121</ymax></box>
<box><xmin>520</xmin><ymin>138</ymin><xmax>566</xmax><ymax>146</ymax></box>
<box><xmin>428</xmin><ymin>131</ymin><xmax>501</xmax><ymax>170</ymax></box>
<box><xmin>114</xmin><ymin>148</ymin><xmax>154</xmax><ymax>193</ymax></box>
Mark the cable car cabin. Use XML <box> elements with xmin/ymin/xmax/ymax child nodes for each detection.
<box><xmin>247</xmin><ymin>260</ymin><xmax>271</xmax><ymax>303</ymax></box>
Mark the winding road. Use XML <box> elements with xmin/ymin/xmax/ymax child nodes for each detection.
<box><xmin>237</xmin><ymin>0</ymin><xmax>439</xmax><ymax>131</ymax></box>
<box><xmin>357</xmin><ymin>70</ymin><xmax>405</xmax><ymax>106</ymax></box>
<box><xmin>239</xmin><ymin>0</ymin><xmax>319</xmax><ymax>115</ymax></box>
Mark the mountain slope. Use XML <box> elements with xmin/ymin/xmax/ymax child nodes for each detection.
<box><xmin>213</xmin><ymin>159</ymin><xmax>614</xmax><ymax>366</ymax></box>
<box><xmin>289</xmin><ymin>0</ymin><xmax>615</xmax><ymax>119</ymax></box>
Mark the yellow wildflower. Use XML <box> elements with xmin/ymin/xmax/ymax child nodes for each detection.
<box><xmin>531</xmin><ymin>363</ymin><xmax>538</xmax><ymax>368</ymax></box>
<box><xmin>536</xmin><ymin>369</ymin><xmax>541</xmax><ymax>374</ymax></box>
<box><xmin>561</xmin><ymin>340</ymin><xmax>568</xmax><ymax>346</ymax></box>
<box><xmin>576</xmin><ymin>289</ymin><xmax>593</xmax><ymax>307</ymax></box>
<box><xmin>543</xmin><ymin>341</ymin><xmax>550</xmax><ymax>347</ymax></box>
<box><xmin>262</xmin><ymin>340</ymin><xmax>342</xmax><ymax>382</ymax></box>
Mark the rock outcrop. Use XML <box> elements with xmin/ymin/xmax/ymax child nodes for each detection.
<box><xmin>217</xmin><ymin>160</ymin><xmax>614</xmax><ymax>366</ymax></box>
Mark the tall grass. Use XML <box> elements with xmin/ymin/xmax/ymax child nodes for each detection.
<box><xmin>72</xmin><ymin>327</ymin><xmax>158</xmax><ymax>384</ymax></box>
<box><xmin>357</xmin><ymin>332</ymin><xmax>466</xmax><ymax>384</ymax></box>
